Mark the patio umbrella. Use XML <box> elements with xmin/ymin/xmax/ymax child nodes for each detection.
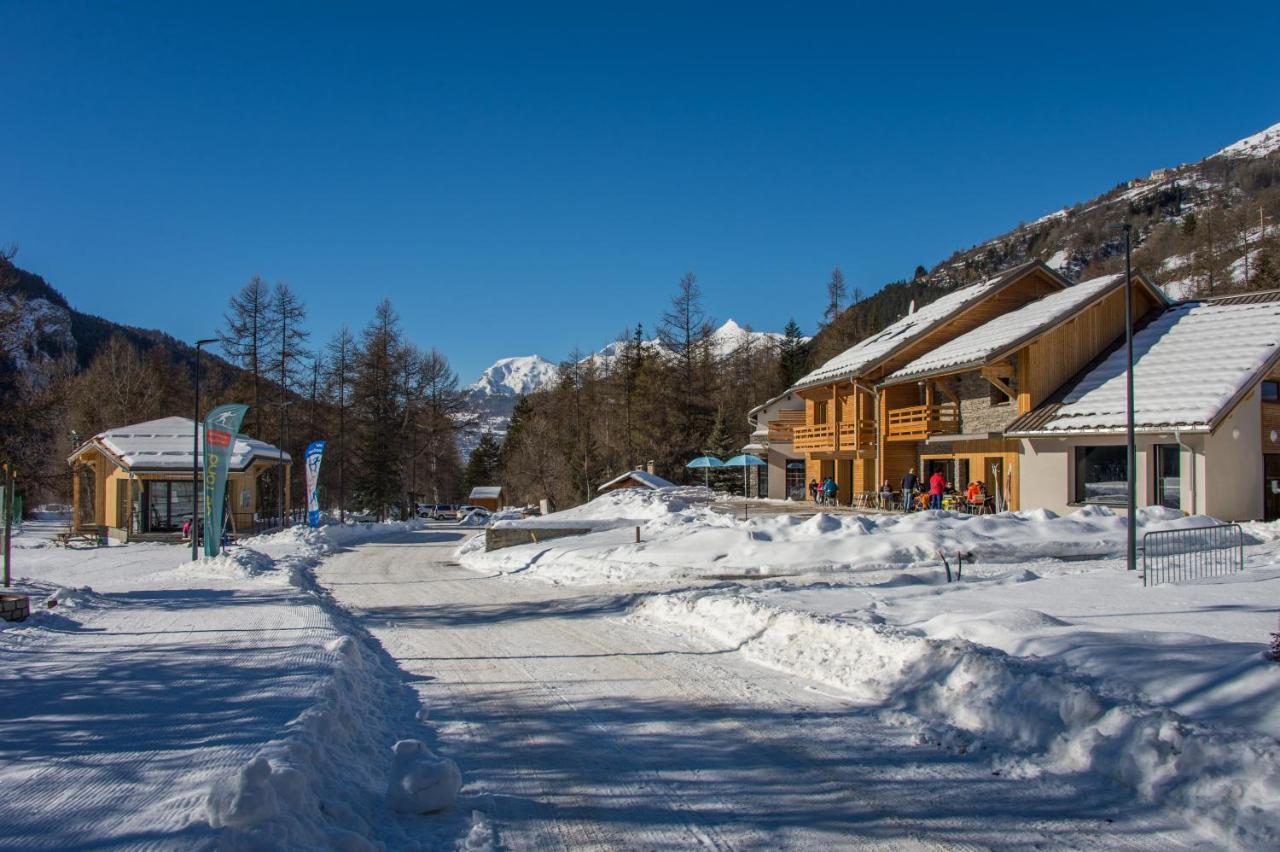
<box><xmin>723</xmin><ymin>454</ymin><xmax>766</xmax><ymax>519</ymax></box>
<box><xmin>685</xmin><ymin>455</ymin><xmax>724</xmax><ymax>488</ymax></box>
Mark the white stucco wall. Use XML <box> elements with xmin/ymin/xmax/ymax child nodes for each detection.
<box><xmin>751</xmin><ymin>393</ymin><xmax>805</xmax><ymax>501</ymax></box>
<box><xmin>1202</xmin><ymin>391</ymin><xmax>1263</xmax><ymax>521</ymax></box>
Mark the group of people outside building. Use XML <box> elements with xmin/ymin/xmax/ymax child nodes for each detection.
<box><xmin>806</xmin><ymin>468</ymin><xmax>993</xmax><ymax>513</ymax></box>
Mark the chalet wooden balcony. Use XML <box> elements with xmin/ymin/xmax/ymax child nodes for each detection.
<box><xmin>766</xmin><ymin>410</ymin><xmax>806</xmax><ymax>442</ymax></box>
<box><xmin>791</xmin><ymin>419</ymin><xmax>876</xmax><ymax>454</ymax></box>
<box><xmin>839</xmin><ymin>419</ymin><xmax>876</xmax><ymax>453</ymax></box>
<box><xmin>885</xmin><ymin>404</ymin><xmax>959</xmax><ymax>442</ymax></box>
<box><xmin>791</xmin><ymin>423</ymin><xmax>835</xmax><ymax>452</ymax></box>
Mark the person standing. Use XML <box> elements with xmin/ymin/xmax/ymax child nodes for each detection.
<box><xmin>808</xmin><ymin>478</ymin><xmax>819</xmax><ymax>503</ymax></box>
<box><xmin>928</xmin><ymin>469</ymin><xmax>946</xmax><ymax>510</ymax></box>
<box><xmin>900</xmin><ymin>468</ymin><xmax>918</xmax><ymax>512</ymax></box>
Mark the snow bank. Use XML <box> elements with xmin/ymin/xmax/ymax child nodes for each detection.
<box><xmin>206</xmin><ymin>629</ymin><xmax>463</xmax><ymax>848</ymax></box>
<box><xmin>250</xmin><ymin>518</ymin><xmax>428</xmax><ymax>555</ymax></box>
<box><xmin>465</xmin><ymin>498</ymin><xmax>1220</xmax><ymax>584</ymax></box>
<box><xmin>637</xmin><ymin>590</ymin><xmax>1280</xmax><ymax>848</ymax></box>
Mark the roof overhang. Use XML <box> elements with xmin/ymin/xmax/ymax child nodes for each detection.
<box><xmin>878</xmin><ymin>272</ymin><xmax>1168</xmax><ymax>389</ymax></box>
<box><xmin>794</xmin><ymin>260</ymin><xmax>1069</xmax><ymax>391</ymax></box>
<box><xmin>1008</xmin><ymin>425</ymin><xmax>1212</xmax><ymax>439</ymax></box>
<box><xmin>924</xmin><ymin>432</ymin><xmax>1003</xmax><ymax>444</ymax></box>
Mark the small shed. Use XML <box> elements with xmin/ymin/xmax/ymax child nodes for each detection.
<box><xmin>67</xmin><ymin>416</ymin><xmax>291</xmax><ymax>542</ymax></box>
<box><xmin>468</xmin><ymin>486</ymin><xmax>504</xmax><ymax>511</ymax></box>
<box><xmin>598</xmin><ymin>469</ymin><xmax>675</xmax><ymax>493</ymax></box>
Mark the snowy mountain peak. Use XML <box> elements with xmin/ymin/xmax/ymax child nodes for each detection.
<box><xmin>1215</xmin><ymin>120</ymin><xmax>1280</xmax><ymax>159</ymax></box>
<box><xmin>466</xmin><ymin>355</ymin><xmax>559</xmax><ymax>398</ymax></box>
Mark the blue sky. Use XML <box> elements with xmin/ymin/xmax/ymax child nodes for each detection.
<box><xmin>3</xmin><ymin>2</ymin><xmax>1279</xmax><ymax>382</ymax></box>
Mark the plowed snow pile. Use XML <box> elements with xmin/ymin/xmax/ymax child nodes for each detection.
<box><xmin>2</xmin><ymin>520</ymin><xmax>467</xmax><ymax>850</ymax></box>
<box><xmin>461</xmin><ymin>488</ymin><xmax>1217</xmax><ymax>583</ymax></box>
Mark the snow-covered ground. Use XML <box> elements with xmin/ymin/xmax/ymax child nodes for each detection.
<box><xmin>460</xmin><ymin>489</ymin><xmax>1280</xmax><ymax>848</ymax></box>
<box><xmin>2</xmin><ymin>517</ymin><xmax>472</xmax><ymax>850</ymax></box>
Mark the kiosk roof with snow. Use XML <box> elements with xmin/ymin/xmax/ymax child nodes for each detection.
<box><xmin>598</xmin><ymin>470</ymin><xmax>675</xmax><ymax>492</ymax></box>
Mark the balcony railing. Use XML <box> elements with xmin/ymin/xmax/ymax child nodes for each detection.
<box><xmin>766</xmin><ymin>410</ymin><xmax>806</xmax><ymax>442</ymax></box>
<box><xmin>791</xmin><ymin>420</ymin><xmax>876</xmax><ymax>453</ymax></box>
<box><xmin>885</xmin><ymin>404</ymin><xmax>959</xmax><ymax>441</ymax></box>
<box><xmin>791</xmin><ymin>423</ymin><xmax>835</xmax><ymax>452</ymax></box>
<box><xmin>839</xmin><ymin>419</ymin><xmax>876</xmax><ymax>452</ymax></box>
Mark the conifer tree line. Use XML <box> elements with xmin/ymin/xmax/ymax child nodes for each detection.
<box><xmin>0</xmin><ymin>253</ymin><xmax>467</xmax><ymax>517</ymax></box>
<box><xmin>492</xmin><ymin>272</ymin><xmax>811</xmax><ymax>510</ymax></box>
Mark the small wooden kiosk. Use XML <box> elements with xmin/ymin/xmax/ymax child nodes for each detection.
<box><xmin>468</xmin><ymin>486</ymin><xmax>505</xmax><ymax>512</ymax></box>
<box><xmin>67</xmin><ymin>416</ymin><xmax>291</xmax><ymax>542</ymax></box>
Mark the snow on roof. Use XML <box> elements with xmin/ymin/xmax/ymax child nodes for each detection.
<box><xmin>1011</xmin><ymin>300</ymin><xmax>1280</xmax><ymax>435</ymax></box>
<box><xmin>469</xmin><ymin>486</ymin><xmax>503</xmax><ymax>499</ymax></box>
<box><xmin>91</xmin><ymin>416</ymin><xmax>289</xmax><ymax>471</ymax></box>
<box><xmin>598</xmin><ymin>469</ymin><xmax>676</xmax><ymax>491</ymax></box>
<box><xmin>885</xmin><ymin>274</ymin><xmax>1124</xmax><ymax>383</ymax></box>
<box><xmin>793</xmin><ymin>267</ymin><xmax>1031</xmax><ymax>390</ymax></box>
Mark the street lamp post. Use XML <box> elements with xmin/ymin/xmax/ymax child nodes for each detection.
<box><xmin>1121</xmin><ymin>225</ymin><xmax>1137</xmax><ymax>572</ymax></box>
<box><xmin>193</xmin><ymin>338</ymin><xmax>218</xmax><ymax>562</ymax></box>
<box><xmin>273</xmin><ymin>400</ymin><xmax>294</xmax><ymax>529</ymax></box>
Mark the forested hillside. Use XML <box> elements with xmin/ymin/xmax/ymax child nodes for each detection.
<box><xmin>0</xmin><ymin>252</ymin><xmax>469</xmax><ymax>515</ymax></box>
<box><xmin>812</xmin><ymin>121</ymin><xmax>1280</xmax><ymax>362</ymax></box>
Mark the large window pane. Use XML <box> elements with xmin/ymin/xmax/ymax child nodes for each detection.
<box><xmin>1075</xmin><ymin>446</ymin><xmax>1127</xmax><ymax>505</ymax></box>
<box><xmin>785</xmin><ymin>459</ymin><xmax>806</xmax><ymax>500</ymax></box>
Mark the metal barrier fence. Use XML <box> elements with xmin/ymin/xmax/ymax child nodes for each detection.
<box><xmin>1141</xmin><ymin>523</ymin><xmax>1244</xmax><ymax>586</ymax></box>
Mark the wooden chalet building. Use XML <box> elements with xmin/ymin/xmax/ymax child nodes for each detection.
<box><xmin>878</xmin><ymin>271</ymin><xmax>1166</xmax><ymax>509</ymax></box>
<box><xmin>786</xmin><ymin>261</ymin><xmax>1068</xmax><ymax>505</ymax></box>
<box><xmin>749</xmin><ymin>265</ymin><xmax>1280</xmax><ymax>521</ymax></box>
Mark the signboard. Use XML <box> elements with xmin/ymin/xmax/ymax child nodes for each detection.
<box><xmin>202</xmin><ymin>404</ymin><xmax>249</xmax><ymax>558</ymax></box>
<box><xmin>304</xmin><ymin>440</ymin><xmax>326</xmax><ymax>528</ymax></box>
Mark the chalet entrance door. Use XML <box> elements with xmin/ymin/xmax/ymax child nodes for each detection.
<box><xmin>1266</xmin><ymin>454</ymin><xmax>1280</xmax><ymax>522</ymax></box>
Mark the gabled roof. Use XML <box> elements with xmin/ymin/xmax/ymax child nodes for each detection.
<box><xmin>882</xmin><ymin>272</ymin><xmax>1166</xmax><ymax>385</ymax></box>
<box><xmin>1008</xmin><ymin>298</ymin><xmax>1280</xmax><ymax>436</ymax></box>
<box><xmin>71</xmin><ymin>416</ymin><xmax>289</xmax><ymax>472</ymax></box>
<box><xmin>598</xmin><ymin>469</ymin><xmax>675</xmax><ymax>491</ymax></box>
<box><xmin>792</xmin><ymin>261</ymin><xmax>1063</xmax><ymax>390</ymax></box>
<box><xmin>469</xmin><ymin>486</ymin><xmax>503</xmax><ymax>499</ymax></box>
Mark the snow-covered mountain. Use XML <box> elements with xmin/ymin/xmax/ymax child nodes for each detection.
<box><xmin>458</xmin><ymin>320</ymin><xmax>801</xmax><ymax>456</ymax></box>
<box><xmin>467</xmin><ymin>355</ymin><xmax>559</xmax><ymax>399</ymax></box>
<box><xmin>583</xmin><ymin>318</ymin><xmax>797</xmax><ymax>370</ymax></box>
<box><xmin>459</xmin><ymin>355</ymin><xmax>560</xmax><ymax>457</ymax></box>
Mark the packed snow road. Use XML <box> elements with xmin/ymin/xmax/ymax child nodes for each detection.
<box><xmin>315</xmin><ymin>528</ymin><xmax>1210</xmax><ymax>851</ymax></box>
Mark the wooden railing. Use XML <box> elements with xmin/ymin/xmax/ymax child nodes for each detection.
<box><xmin>791</xmin><ymin>420</ymin><xmax>877</xmax><ymax>453</ymax></box>
<box><xmin>885</xmin><ymin>404</ymin><xmax>959</xmax><ymax>441</ymax></box>
<box><xmin>838</xmin><ymin>419</ymin><xmax>877</xmax><ymax>452</ymax></box>
<box><xmin>766</xmin><ymin>410</ymin><xmax>807</xmax><ymax>442</ymax></box>
<box><xmin>791</xmin><ymin>423</ymin><xmax>836</xmax><ymax>452</ymax></box>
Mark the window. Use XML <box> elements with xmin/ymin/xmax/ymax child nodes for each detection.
<box><xmin>1074</xmin><ymin>446</ymin><xmax>1127</xmax><ymax>505</ymax></box>
<box><xmin>814</xmin><ymin>401</ymin><xmax>828</xmax><ymax>423</ymax></box>
<box><xmin>1155</xmin><ymin>444</ymin><xmax>1181</xmax><ymax>510</ymax></box>
<box><xmin>1263</xmin><ymin>380</ymin><xmax>1280</xmax><ymax>403</ymax></box>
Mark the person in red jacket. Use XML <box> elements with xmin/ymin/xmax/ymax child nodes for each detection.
<box><xmin>928</xmin><ymin>470</ymin><xmax>946</xmax><ymax>510</ymax></box>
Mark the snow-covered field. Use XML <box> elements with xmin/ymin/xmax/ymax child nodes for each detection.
<box><xmin>2</xmin><ymin>517</ymin><xmax>470</xmax><ymax>850</ymax></box>
<box><xmin>460</xmin><ymin>489</ymin><xmax>1280</xmax><ymax>848</ymax></box>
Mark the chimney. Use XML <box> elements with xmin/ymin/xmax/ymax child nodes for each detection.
<box><xmin>646</xmin><ymin>460</ymin><xmax>655</xmax><ymax>475</ymax></box>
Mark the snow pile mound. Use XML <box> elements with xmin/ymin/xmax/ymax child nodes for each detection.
<box><xmin>205</xmin><ymin>630</ymin><xmax>461</xmax><ymax>847</ymax></box>
<box><xmin>249</xmin><ymin>518</ymin><xmax>427</xmax><ymax>554</ymax></box>
<box><xmin>464</xmin><ymin>502</ymin><xmax>1218</xmax><ymax>584</ymax></box>
<box><xmin>387</xmin><ymin>739</ymin><xmax>462</xmax><ymax>813</ymax></box>
<box><xmin>637</xmin><ymin>590</ymin><xmax>1280</xmax><ymax>848</ymax></box>
<box><xmin>527</xmin><ymin>486</ymin><xmax>714</xmax><ymax>525</ymax></box>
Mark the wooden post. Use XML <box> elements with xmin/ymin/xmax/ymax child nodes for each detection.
<box><xmin>3</xmin><ymin>465</ymin><xmax>13</xmax><ymax>588</ymax></box>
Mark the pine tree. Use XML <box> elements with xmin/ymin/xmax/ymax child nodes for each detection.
<box><xmin>351</xmin><ymin>300</ymin><xmax>407</xmax><ymax>520</ymax></box>
<box><xmin>778</xmin><ymin>318</ymin><xmax>808</xmax><ymax>387</ymax></box>
<box><xmin>323</xmin><ymin>325</ymin><xmax>356</xmax><ymax>520</ymax></box>
<box><xmin>823</xmin><ymin>267</ymin><xmax>847</xmax><ymax>326</ymax></box>
<box><xmin>220</xmin><ymin>276</ymin><xmax>275</xmax><ymax>437</ymax></box>
<box><xmin>658</xmin><ymin>272</ymin><xmax>714</xmax><ymax>459</ymax></box>
<box><xmin>462</xmin><ymin>432</ymin><xmax>503</xmax><ymax>496</ymax></box>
